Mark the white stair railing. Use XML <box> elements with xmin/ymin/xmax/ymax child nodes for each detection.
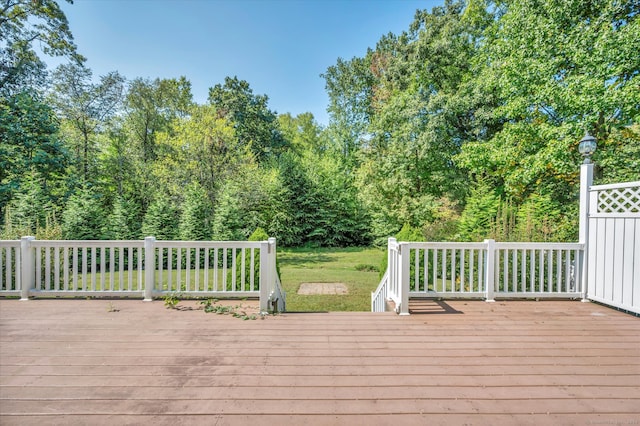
<box><xmin>371</xmin><ymin>270</ymin><xmax>388</xmax><ymax>312</ymax></box>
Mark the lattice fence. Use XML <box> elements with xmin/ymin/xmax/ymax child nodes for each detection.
<box><xmin>596</xmin><ymin>182</ymin><xmax>640</xmax><ymax>214</ymax></box>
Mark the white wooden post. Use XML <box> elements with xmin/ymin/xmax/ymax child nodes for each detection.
<box><xmin>20</xmin><ymin>236</ymin><xmax>35</xmax><ymax>301</ymax></box>
<box><xmin>268</xmin><ymin>237</ymin><xmax>277</xmax><ymax>311</ymax></box>
<box><xmin>484</xmin><ymin>239</ymin><xmax>495</xmax><ymax>302</ymax></box>
<box><xmin>388</xmin><ymin>237</ymin><xmax>396</xmax><ymax>302</ymax></box>
<box><xmin>143</xmin><ymin>237</ymin><xmax>155</xmax><ymax>301</ymax></box>
<box><xmin>398</xmin><ymin>242</ymin><xmax>410</xmax><ymax>315</ymax></box>
<box><xmin>579</xmin><ymin>163</ymin><xmax>593</xmax><ymax>302</ymax></box>
<box><xmin>259</xmin><ymin>240</ymin><xmax>272</xmax><ymax>313</ymax></box>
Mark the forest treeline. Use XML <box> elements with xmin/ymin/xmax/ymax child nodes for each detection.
<box><xmin>1</xmin><ymin>0</ymin><xmax>638</xmax><ymax>246</ymax></box>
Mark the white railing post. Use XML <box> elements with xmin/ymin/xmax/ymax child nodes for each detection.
<box><xmin>268</xmin><ymin>237</ymin><xmax>277</xmax><ymax>311</ymax></box>
<box><xmin>144</xmin><ymin>237</ymin><xmax>155</xmax><ymax>301</ymax></box>
<box><xmin>20</xmin><ymin>236</ymin><xmax>35</xmax><ymax>301</ymax></box>
<box><xmin>259</xmin><ymin>240</ymin><xmax>271</xmax><ymax>313</ymax></box>
<box><xmin>398</xmin><ymin>242</ymin><xmax>410</xmax><ymax>315</ymax></box>
<box><xmin>388</xmin><ymin>237</ymin><xmax>396</xmax><ymax>303</ymax></box>
<box><xmin>579</xmin><ymin>162</ymin><xmax>594</xmax><ymax>302</ymax></box>
<box><xmin>484</xmin><ymin>239</ymin><xmax>495</xmax><ymax>302</ymax></box>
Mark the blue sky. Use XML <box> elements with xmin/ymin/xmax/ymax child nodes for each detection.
<box><xmin>57</xmin><ymin>0</ymin><xmax>443</xmax><ymax>126</ymax></box>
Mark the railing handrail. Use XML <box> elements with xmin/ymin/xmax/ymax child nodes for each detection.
<box><xmin>155</xmin><ymin>240</ymin><xmax>263</xmax><ymax>249</ymax></box>
<box><xmin>2</xmin><ymin>237</ymin><xmax>284</xmax><ymax>313</ymax></box>
<box><xmin>397</xmin><ymin>241</ymin><xmax>488</xmax><ymax>249</ymax></box>
<box><xmin>30</xmin><ymin>240</ymin><xmax>145</xmax><ymax>248</ymax></box>
<box><xmin>378</xmin><ymin>238</ymin><xmax>585</xmax><ymax>314</ymax></box>
<box><xmin>371</xmin><ymin>270</ymin><xmax>388</xmax><ymax>312</ymax></box>
<box><xmin>494</xmin><ymin>242</ymin><xmax>583</xmax><ymax>250</ymax></box>
<box><xmin>589</xmin><ymin>180</ymin><xmax>640</xmax><ymax>191</ymax></box>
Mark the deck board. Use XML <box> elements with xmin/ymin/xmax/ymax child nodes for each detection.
<box><xmin>1</xmin><ymin>299</ymin><xmax>639</xmax><ymax>425</ymax></box>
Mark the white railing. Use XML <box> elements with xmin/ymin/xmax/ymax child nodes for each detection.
<box><xmin>0</xmin><ymin>240</ymin><xmax>21</xmax><ymax>297</ymax></box>
<box><xmin>374</xmin><ymin>238</ymin><xmax>584</xmax><ymax>314</ymax></box>
<box><xmin>493</xmin><ymin>243</ymin><xmax>583</xmax><ymax>298</ymax></box>
<box><xmin>0</xmin><ymin>237</ymin><xmax>283</xmax><ymax>313</ymax></box>
<box><xmin>406</xmin><ymin>242</ymin><xmax>488</xmax><ymax>300</ymax></box>
<box><xmin>153</xmin><ymin>240</ymin><xmax>262</xmax><ymax>297</ymax></box>
<box><xmin>270</xmin><ymin>274</ymin><xmax>286</xmax><ymax>313</ymax></box>
<box><xmin>493</xmin><ymin>243</ymin><xmax>582</xmax><ymax>299</ymax></box>
<box><xmin>29</xmin><ymin>239</ymin><xmax>145</xmax><ymax>298</ymax></box>
<box><xmin>371</xmin><ymin>270</ymin><xmax>388</xmax><ymax>313</ymax></box>
<box><xmin>386</xmin><ymin>238</ymin><xmax>407</xmax><ymax>313</ymax></box>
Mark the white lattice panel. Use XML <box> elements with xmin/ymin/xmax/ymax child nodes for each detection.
<box><xmin>597</xmin><ymin>186</ymin><xmax>640</xmax><ymax>214</ymax></box>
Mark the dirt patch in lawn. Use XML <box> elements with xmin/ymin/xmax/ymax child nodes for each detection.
<box><xmin>297</xmin><ymin>282</ymin><xmax>349</xmax><ymax>295</ymax></box>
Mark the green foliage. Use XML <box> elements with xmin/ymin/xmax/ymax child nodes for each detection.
<box><xmin>199</xmin><ymin>299</ymin><xmax>258</xmax><ymax>320</ymax></box>
<box><xmin>4</xmin><ymin>0</ymin><xmax>638</xmax><ymax>247</ymax></box>
<box><xmin>7</xmin><ymin>175</ymin><xmax>54</xmax><ymax>236</ymax></box>
<box><xmin>248</xmin><ymin>227</ymin><xmax>269</xmax><ymax>241</ymax></box>
<box><xmin>61</xmin><ymin>186</ymin><xmax>105</xmax><ymax>240</ymax></box>
<box><xmin>0</xmin><ymin>0</ymin><xmax>82</xmax><ymax>96</ymax></box>
<box><xmin>178</xmin><ymin>183</ymin><xmax>213</xmax><ymax>241</ymax></box>
<box><xmin>379</xmin><ymin>223</ymin><xmax>424</xmax><ymax>279</ymax></box>
<box><xmin>125</xmin><ymin>77</ymin><xmax>193</xmax><ymax>163</ymax></box>
<box><xmin>49</xmin><ymin>63</ymin><xmax>125</xmax><ymax>183</ymax></box>
<box><xmin>208</xmin><ymin>76</ymin><xmax>287</xmax><ymax>159</ymax></box>
<box><xmin>163</xmin><ymin>292</ymin><xmax>181</xmax><ymax>309</ymax></box>
<box><xmin>0</xmin><ymin>90</ymin><xmax>68</xmax><ymax>217</ymax></box>
<box><xmin>277</xmin><ymin>151</ymin><xmax>370</xmax><ymax>247</ymax></box>
<box><xmin>140</xmin><ymin>195</ymin><xmax>178</xmax><ymax>240</ymax></box>
<box><xmin>457</xmin><ymin>179</ymin><xmax>500</xmax><ymax>242</ymax></box>
<box><xmin>102</xmin><ymin>197</ymin><xmax>138</xmax><ymax>240</ymax></box>
<box><xmin>211</xmin><ymin>165</ymin><xmax>288</xmax><ymax>241</ymax></box>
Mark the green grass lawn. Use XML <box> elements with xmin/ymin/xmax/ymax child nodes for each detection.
<box><xmin>31</xmin><ymin>246</ymin><xmax>386</xmax><ymax>311</ymax></box>
<box><xmin>278</xmin><ymin>246</ymin><xmax>384</xmax><ymax>312</ymax></box>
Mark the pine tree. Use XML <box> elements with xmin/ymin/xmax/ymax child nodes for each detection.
<box><xmin>102</xmin><ymin>197</ymin><xmax>136</xmax><ymax>240</ymax></box>
<box><xmin>178</xmin><ymin>183</ymin><xmax>212</xmax><ymax>241</ymax></box>
<box><xmin>61</xmin><ymin>186</ymin><xmax>104</xmax><ymax>240</ymax></box>
<box><xmin>141</xmin><ymin>196</ymin><xmax>178</xmax><ymax>240</ymax></box>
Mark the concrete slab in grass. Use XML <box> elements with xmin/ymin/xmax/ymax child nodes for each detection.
<box><xmin>297</xmin><ymin>282</ymin><xmax>349</xmax><ymax>295</ymax></box>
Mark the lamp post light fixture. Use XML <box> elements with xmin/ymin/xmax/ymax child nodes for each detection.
<box><xmin>578</xmin><ymin>132</ymin><xmax>597</xmax><ymax>164</ymax></box>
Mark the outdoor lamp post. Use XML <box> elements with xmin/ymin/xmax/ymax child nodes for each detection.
<box><xmin>578</xmin><ymin>132</ymin><xmax>597</xmax><ymax>164</ymax></box>
<box><xmin>578</xmin><ymin>130</ymin><xmax>596</xmax><ymax>302</ymax></box>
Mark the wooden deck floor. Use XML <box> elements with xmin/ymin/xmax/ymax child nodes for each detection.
<box><xmin>1</xmin><ymin>298</ymin><xmax>639</xmax><ymax>425</ymax></box>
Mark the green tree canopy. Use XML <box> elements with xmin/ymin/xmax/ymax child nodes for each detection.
<box><xmin>0</xmin><ymin>0</ymin><xmax>82</xmax><ymax>96</ymax></box>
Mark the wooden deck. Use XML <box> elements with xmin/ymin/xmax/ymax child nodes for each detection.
<box><xmin>1</xmin><ymin>299</ymin><xmax>639</xmax><ymax>425</ymax></box>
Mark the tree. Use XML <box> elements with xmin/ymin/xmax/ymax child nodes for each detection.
<box><xmin>0</xmin><ymin>0</ymin><xmax>83</xmax><ymax>96</ymax></box>
<box><xmin>277</xmin><ymin>112</ymin><xmax>327</xmax><ymax>156</ymax></box>
<box><xmin>349</xmin><ymin>0</ymin><xmax>492</xmax><ymax>241</ymax></box>
<box><xmin>178</xmin><ymin>182</ymin><xmax>213</xmax><ymax>241</ymax></box>
<box><xmin>49</xmin><ymin>63</ymin><xmax>125</xmax><ymax>182</ymax></box>
<box><xmin>121</xmin><ymin>76</ymin><xmax>193</xmax><ymax>212</ymax></box>
<box><xmin>276</xmin><ymin>151</ymin><xmax>370</xmax><ymax>247</ymax></box>
<box><xmin>0</xmin><ymin>89</ymin><xmax>68</xmax><ymax>217</ymax></box>
<box><xmin>208</xmin><ymin>76</ymin><xmax>287</xmax><ymax>159</ymax></box>
<box><xmin>102</xmin><ymin>196</ymin><xmax>138</xmax><ymax>240</ymax></box>
<box><xmin>322</xmin><ymin>54</ymin><xmax>375</xmax><ymax>161</ymax></box>
<box><xmin>154</xmin><ymin>104</ymin><xmax>250</xmax><ymax>207</ymax></box>
<box><xmin>456</xmin><ymin>0</ymin><xmax>640</xmax><ymax>241</ymax></box>
<box><xmin>5</xmin><ymin>172</ymin><xmax>54</xmax><ymax>237</ymax></box>
<box><xmin>211</xmin><ymin>163</ymin><xmax>288</xmax><ymax>242</ymax></box>
<box><xmin>61</xmin><ymin>185</ymin><xmax>104</xmax><ymax>240</ymax></box>
<box><xmin>124</xmin><ymin>76</ymin><xmax>193</xmax><ymax>163</ymax></box>
<box><xmin>140</xmin><ymin>195</ymin><xmax>178</xmax><ymax>240</ymax></box>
